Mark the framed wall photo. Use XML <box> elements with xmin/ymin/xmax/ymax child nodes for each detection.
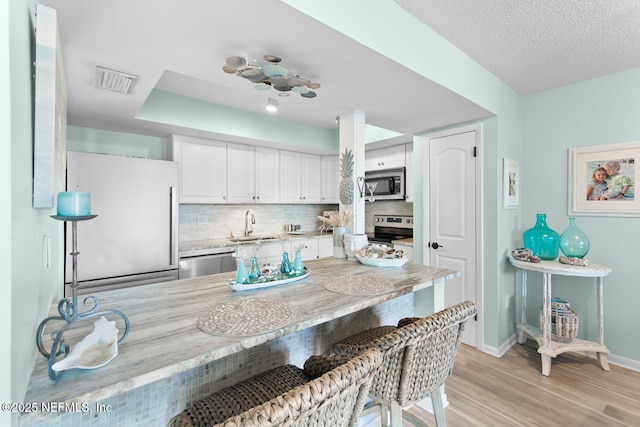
<box><xmin>503</xmin><ymin>158</ymin><xmax>519</xmax><ymax>209</ymax></box>
<box><xmin>568</xmin><ymin>141</ymin><xmax>639</xmax><ymax>217</ymax></box>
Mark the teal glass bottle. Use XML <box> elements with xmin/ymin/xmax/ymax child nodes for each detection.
<box><xmin>560</xmin><ymin>217</ymin><xmax>590</xmax><ymax>258</ymax></box>
<box><xmin>235</xmin><ymin>259</ymin><xmax>249</xmax><ymax>284</ymax></box>
<box><xmin>293</xmin><ymin>250</ymin><xmax>304</xmax><ymax>274</ymax></box>
<box><xmin>248</xmin><ymin>256</ymin><xmax>262</xmax><ymax>280</ymax></box>
<box><xmin>523</xmin><ymin>214</ymin><xmax>560</xmax><ymax>260</ymax></box>
<box><xmin>280</xmin><ymin>252</ymin><xmax>292</xmax><ymax>275</ymax></box>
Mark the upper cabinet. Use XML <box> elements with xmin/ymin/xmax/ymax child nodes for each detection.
<box><xmin>171</xmin><ymin>135</ymin><xmax>332</xmax><ymax>205</ymax></box>
<box><xmin>170</xmin><ymin>135</ymin><xmax>227</xmax><ymax>204</ymax></box>
<box><xmin>321</xmin><ymin>155</ymin><xmax>339</xmax><ymax>204</ymax></box>
<box><xmin>405</xmin><ymin>143</ymin><xmax>414</xmax><ymax>202</ymax></box>
<box><xmin>228</xmin><ymin>144</ymin><xmax>280</xmax><ymax>203</ymax></box>
<box><xmin>365</xmin><ymin>144</ymin><xmax>406</xmax><ymax>171</ymax></box>
<box><xmin>280</xmin><ymin>151</ymin><xmax>322</xmax><ymax>203</ymax></box>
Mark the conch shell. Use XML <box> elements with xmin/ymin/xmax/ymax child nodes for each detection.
<box><xmin>52</xmin><ymin>316</ymin><xmax>119</xmax><ymax>372</ymax></box>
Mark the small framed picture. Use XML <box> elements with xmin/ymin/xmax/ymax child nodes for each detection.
<box><xmin>568</xmin><ymin>141</ymin><xmax>639</xmax><ymax>217</ymax></box>
<box><xmin>503</xmin><ymin>158</ymin><xmax>519</xmax><ymax>209</ymax></box>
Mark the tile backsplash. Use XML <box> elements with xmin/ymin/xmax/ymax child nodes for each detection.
<box><xmin>179</xmin><ymin>204</ymin><xmax>337</xmax><ymax>242</ymax></box>
<box><xmin>179</xmin><ymin>201</ymin><xmax>413</xmax><ymax>242</ymax></box>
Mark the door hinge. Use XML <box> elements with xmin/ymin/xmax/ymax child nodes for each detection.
<box><xmin>473</xmin><ymin>146</ymin><xmax>477</xmax><ymax>157</ymax></box>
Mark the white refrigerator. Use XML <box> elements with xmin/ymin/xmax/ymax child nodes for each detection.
<box><xmin>65</xmin><ymin>151</ymin><xmax>179</xmax><ymax>295</ymax></box>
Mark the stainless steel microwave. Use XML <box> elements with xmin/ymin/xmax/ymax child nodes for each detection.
<box><xmin>364</xmin><ymin>167</ymin><xmax>406</xmax><ymax>200</ymax></box>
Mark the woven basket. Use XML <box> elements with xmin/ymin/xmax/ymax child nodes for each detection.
<box><xmin>539</xmin><ymin>299</ymin><xmax>579</xmax><ymax>343</ymax></box>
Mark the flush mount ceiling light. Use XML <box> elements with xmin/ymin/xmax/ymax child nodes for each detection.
<box><xmin>94</xmin><ymin>66</ymin><xmax>138</xmax><ymax>94</ymax></box>
<box><xmin>223</xmin><ymin>54</ymin><xmax>320</xmax><ymax>98</ymax></box>
<box><xmin>265</xmin><ymin>98</ymin><xmax>278</xmax><ymax>112</ymax></box>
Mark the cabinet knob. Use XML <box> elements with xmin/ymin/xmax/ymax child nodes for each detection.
<box><xmin>256</xmin><ymin>196</ymin><xmax>260</xmax><ymax>200</ymax></box>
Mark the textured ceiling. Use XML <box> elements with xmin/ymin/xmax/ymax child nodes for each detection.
<box><xmin>395</xmin><ymin>0</ymin><xmax>640</xmax><ymax>95</ymax></box>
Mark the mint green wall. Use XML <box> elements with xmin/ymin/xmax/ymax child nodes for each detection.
<box><xmin>67</xmin><ymin>126</ymin><xmax>168</xmax><ymax>159</ymax></box>
<box><xmin>284</xmin><ymin>0</ymin><xmax>524</xmax><ymax>351</ymax></box>
<box><xmin>5</xmin><ymin>0</ymin><xmax>65</xmax><ymax>424</ymax></box>
<box><xmin>138</xmin><ymin>90</ymin><xmax>339</xmax><ymax>153</ymax></box>
<box><xmin>522</xmin><ymin>68</ymin><xmax>640</xmax><ymax>361</ymax></box>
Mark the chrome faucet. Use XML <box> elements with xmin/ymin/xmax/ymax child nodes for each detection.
<box><xmin>244</xmin><ymin>209</ymin><xmax>255</xmax><ymax>237</ymax></box>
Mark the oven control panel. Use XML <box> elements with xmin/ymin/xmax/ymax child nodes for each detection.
<box><xmin>373</xmin><ymin>215</ymin><xmax>414</xmax><ymax>229</ymax></box>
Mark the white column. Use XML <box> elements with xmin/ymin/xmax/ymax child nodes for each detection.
<box><xmin>338</xmin><ymin>111</ymin><xmax>365</xmax><ymax>234</ymax></box>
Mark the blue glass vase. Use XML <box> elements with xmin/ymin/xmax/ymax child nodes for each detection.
<box><xmin>523</xmin><ymin>214</ymin><xmax>560</xmax><ymax>260</ymax></box>
<box><xmin>293</xmin><ymin>250</ymin><xmax>304</xmax><ymax>274</ymax></box>
<box><xmin>248</xmin><ymin>256</ymin><xmax>262</xmax><ymax>280</ymax></box>
<box><xmin>235</xmin><ymin>259</ymin><xmax>249</xmax><ymax>284</ymax></box>
<box><xmin>280</xmin><ymin>252</ymin><xmax>292</xmax><ymax>275</ymax></box>
<box><xmin>560</xmin><ymin>217</ymin><xmax>590</xmax><ymax>258</ymax></box>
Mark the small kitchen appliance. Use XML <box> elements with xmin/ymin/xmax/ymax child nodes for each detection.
<box><xmin>371</xmin><ymin>214</ymin><xmax>413</xmax><ymax>244</ymax></box>
<box><xmin>364</xmin><ymin>168</ymin><xmax>406</xmax><ymax>201</ymax></box>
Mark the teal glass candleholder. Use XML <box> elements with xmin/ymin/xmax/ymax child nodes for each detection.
<box><xmin>235</xmin><ymin>259</ymin><xmax>249</xmax><ymax>284</ymax></box>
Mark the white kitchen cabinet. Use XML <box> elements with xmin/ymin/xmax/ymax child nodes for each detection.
<box><xmin>255</xmin><ymin>240</ymin><xmax>290</xmax><ymax>266</ymax></box>
<box><xmin>290</xmin><ymin>237</ymin><xmax>320</xmax><ymax>260</ymax></box>
<box><xmin>405</xmin><ymin>143</ymin><xmax>414</xmax><ymax>202</ymax></box>
<box><xmin>255</xmin><ymin>147</ymin><xmax>280</xmax><ymax>203</ymax></box>
<box><xmin>321</xmin><ymin>155</ymin><xmax>339</xmax><ymax>204</ymax></box>
<box><xmin>393</xmin><ymin>241</ymin><xmax>414</xmax><ymax>262</ymax></box>
<box><xmin>170</xmin><ymin>136</ymin><xmax>227</xmax><ymax>204</ymax></box>
<box><xmin>318</xmin><ymin>236</ymin><xmax>333</xmax><ymax>258</ymax></box>
<box><xmin>227</xmin><ymin>144</ymin><xmax>279</xmax><ymax>204</ymax></box>
<box><xmin>365</xmin><ymin>144</ymin><xmax>406</xmax><ymax>171</ymax></box>
<box><xmin>280</xmin><ymin>151</ymin><xmax>322</xmax><ymax>203</ymax></box>
<box><xmin>227</xmin><ymin>143</ymin><xmax>255</xmax><ymax>204</ymax></box>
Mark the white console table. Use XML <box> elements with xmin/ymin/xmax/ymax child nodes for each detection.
<box><xmin>508</xmin><ymin>256</ymin><xmax>612</xmax><ymax>376</ymax></box>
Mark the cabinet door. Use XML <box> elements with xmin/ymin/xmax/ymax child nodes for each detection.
<box><xmin>173</xmin><ymin>139</ymin><xmax>227</xmax><ymax>203</ymax></box>
<box><xmin>321</xmin><ymin>155</ymin><xmax>339</xmax><ymax>204</ymax></box>
<box><xmin>318</xmin><ymin>236</ymin><xmax>333</xmax><ymax>258</ymax></box>
<box><xmin>405</xmin><ymin>143</ymin><xmax>413</xmax><ymax>202</ymax></box>
<box><xmin>291</xmin><ymin>237</ymin><xmax>319</xmax><ymax>260</ymax></box>
<box><xmin>383</xmin><ymin>144</ymin><xmax>406</xmax><ymax>169</ymax></box>
<box><xmin>227</xmin><ymin>143</ymin><xmax>255</xmax><ymax>204</ymax></box>
<box><xmin>365</xmin><ymin>144</ymin><xmax>406</xmax><ymax>171</ymax></box>
<box><xmin>255</xmin><ymin>147</ymin><xmax>280</xmax><ymax>203</ymax></box>
<box><xmin>301</xmin><ymin>154</ymin><xmax>322</xmax><ymax>203</ymax></box>
<box><xmin>280</xmin><ymin>151</ymin><xmax>303</xmax><ymax>203</ymax></box>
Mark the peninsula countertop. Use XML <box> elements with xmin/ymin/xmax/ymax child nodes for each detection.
<box><xmin>23</xmin><ymin>258</ymin><xmax>458</xmax><ymax>425</ymax></box>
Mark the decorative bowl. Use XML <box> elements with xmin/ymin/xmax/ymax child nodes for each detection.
<box><xmin>355</xmin><ymin>254</ymin><xmax>408</xmax><ymax>267</ymax></box>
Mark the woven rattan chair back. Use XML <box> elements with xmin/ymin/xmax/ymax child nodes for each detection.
<box><xmin>330</xmin><ymin>300</ymin><xmax>477</xmax><ymax>427</ymax></box>
<box><xmin>168</xmin><ymin>347</ymin><xmax>382</xmax><ymax>427</ymax></box>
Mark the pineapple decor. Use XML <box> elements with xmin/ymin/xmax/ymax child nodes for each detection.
<box><xmin>339</xmin><ymin>148</ymin><xmax>354</xmax><ymax>205</ymax></box>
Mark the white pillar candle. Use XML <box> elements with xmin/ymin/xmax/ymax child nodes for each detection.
<box><xmin>57</xmin><ymin>192</ymin><xmax>91</xmax><ymax>216</ymax></box>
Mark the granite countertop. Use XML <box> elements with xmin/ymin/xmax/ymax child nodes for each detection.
<box><xmin>23</xmin><ymin>258</ymin><xmax>458</xmax><ymax>426</ymax></box>
<box><xmin>179</xmin><ymin>231</ymin><xmax>333</xmax><ymax>257</ymax></box>
<box><xmin>392</xmin><ymin>238</ymin><xmax>414</xmax><ymax>247</ymax></box>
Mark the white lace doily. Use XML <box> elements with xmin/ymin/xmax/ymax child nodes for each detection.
<box><xmin>197</xmin><ymin>298</ymin><xmax>296</xmax><ymax>337</ymax></box>
<box><xmin>324</xmin><ymin>275</ymin><xmax>395</xmax><ymax>295</ymax></box>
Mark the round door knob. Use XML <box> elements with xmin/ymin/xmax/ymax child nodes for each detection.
<box><xmin>431</xmin><ymin>242</ymin><xmax>443</xmax><ymax>249</ymax></box>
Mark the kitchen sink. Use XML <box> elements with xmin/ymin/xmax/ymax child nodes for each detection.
<box><xmin>227</xmin><ymin>235</ymin><xmax>280</xmax><ymax>242</ymax></box>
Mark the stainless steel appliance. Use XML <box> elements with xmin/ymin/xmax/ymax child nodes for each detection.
<box><xmin>371</xmin><ymin>214</ymin><xmax>414</xmax><ymax>244</ymax></box>
<box><xmin>364</xmin><ymin>168</ymin><xmax>406</xmax><ymax>200</ymax></box>
<box><xmin>65</xmin><ymin>152</ymin><xmax>179</xmax><ymax>295</ymax></box>
<box><xmin>178</xmin><ymin>247</ymin><xmax>236</xmax><ymax>279</ymax></box>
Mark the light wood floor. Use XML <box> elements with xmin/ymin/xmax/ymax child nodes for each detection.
<box><xmin>399</xmin><ymin>340</ymin><xmax>640</xmax><ymax>426</ymax></box>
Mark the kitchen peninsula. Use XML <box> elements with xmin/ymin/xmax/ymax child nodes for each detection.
<box><xmin>23</xmin><ymin>258</ymin><xmax>458</xmax><ymax>426</ymax></box>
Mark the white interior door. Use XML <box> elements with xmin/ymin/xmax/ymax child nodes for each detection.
<box><xmin>427</xmin><ymin>127</ymin><xmax>479</xmax><ymax>347</ymax></box>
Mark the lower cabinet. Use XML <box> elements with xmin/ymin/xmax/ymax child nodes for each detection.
<box><xmin>393</xmin><ymin>242</ymin><xmax>414</xmax><ymax>262</ymax></box>
<box><xmin>254</xmin><ymin>236</ymin><xmax>333</xmax><ymax>266</ymax></box>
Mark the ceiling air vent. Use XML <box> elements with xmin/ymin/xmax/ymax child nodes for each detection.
<box><xmin>94</xmin><ymin>66</ymin><xmax>138</xmax><ymax>94</ymax></box>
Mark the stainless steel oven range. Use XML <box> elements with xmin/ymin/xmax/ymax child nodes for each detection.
<box><xmin>371</xmin><ymin>214</ymin><xmax>413</xmax><ymax>245</ymax></box>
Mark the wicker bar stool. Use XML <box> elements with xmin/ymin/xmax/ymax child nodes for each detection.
<box><xmin>167</xmin><ymin>347</ymin><xmax>382</xmax><ymax>427</ymax></box>
<box><xmin>328</xmin><ymin>301</ymin><xmax>477</xmax><ymax>427</ymax></box>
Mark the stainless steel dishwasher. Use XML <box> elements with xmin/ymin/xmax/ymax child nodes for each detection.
<box><xmin>178</xmin><ymin>247</ymin><xmax>237</xmax><ymax>279</ymax></box>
